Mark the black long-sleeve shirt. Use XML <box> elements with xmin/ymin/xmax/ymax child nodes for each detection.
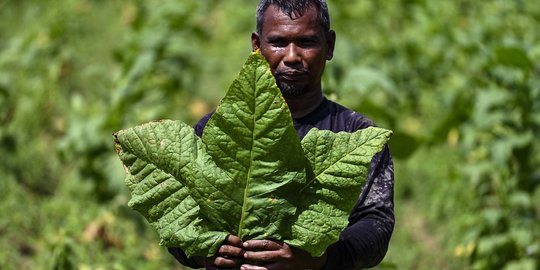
<box><xmin>169</xmin><ymin>98</ymin><xmax>395</xmax><ymax>269</ymax></box>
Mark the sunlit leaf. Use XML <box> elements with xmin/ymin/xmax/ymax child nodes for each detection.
<box><xmin>114</xmin><ymin>52</ymin><xmax>392</xmax><ymax>257</ymax></box>
<box><xmin>494</xmin><ymin>47</ymin><xmax>533</xmax><ymax>71</ymax></box>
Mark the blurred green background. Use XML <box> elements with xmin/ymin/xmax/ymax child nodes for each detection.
<box><xmin>1</xmin><ymin>0</ymin><xmax>539</xmax><ymax>269</ymax></box>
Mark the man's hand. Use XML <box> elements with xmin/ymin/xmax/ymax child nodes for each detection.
<box><xmin>240</xmin><ymin>239</ymin><xmax>327</xmax><ymax>270</ymax></box>
<box><xmin>193</xmin><ymin>235</ymin><xmax>245</xmax><ymax>270</ymax></box>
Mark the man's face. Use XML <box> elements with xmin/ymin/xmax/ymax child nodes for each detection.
<box><xmin>252</xmin><ymin>5</ymin><xmax>335</xmax><ymax>96</ymax></box>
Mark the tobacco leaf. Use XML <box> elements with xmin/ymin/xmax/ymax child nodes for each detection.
<box><xmin>114</xmin><ymin>51</ymin><xmax>392</xmax><ymax>257</ymax></box>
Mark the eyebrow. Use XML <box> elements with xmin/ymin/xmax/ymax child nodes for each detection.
<box><xmin>265</xmin><ymin>34</ymin><xmax>319</xmax><ymax>41</ymax></box>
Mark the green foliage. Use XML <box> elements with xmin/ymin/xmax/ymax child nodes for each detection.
<box><xmin>114</xmin><ymin>52</ymin><xmax>391</xmax><ymax>258</ymax></box>
<box><xmin>1</xmin><ymin>0</ymin><xmax>539</xmax><ymax>269</ymax></box>
<box><xmin>50</xmin><ymin>238</ymin><xmax>77</xmax><ymax>270</ymax></box>
<box><xmin>0</xmin><ymin>1</ymin><xmax>187</xmax><ymax>269</ymax></box>
<box><xmin>321</xmin><ymin>1</ymin><xmax>540</xmax><ymax>269</ymax></box>
<box><xmin>457</xmin><ymin>45</ymin><xmax>540</xmax><ymax>269</ymax></box>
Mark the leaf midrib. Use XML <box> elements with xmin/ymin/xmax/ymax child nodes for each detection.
<box><xmin>237</xmin><ymin>61</ymin><xmax>258</xmax><ymax>237</ymax></box>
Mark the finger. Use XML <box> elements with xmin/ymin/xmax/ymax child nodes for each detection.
<box><xmin>240</xmin><ymin>263</ymin><xmax>269</xmax><ymax>270</ymax></box>
<box><xmin>225</xmin><ymin>235</ymin><xmax>243</xmax><ymax>247</ymax></box>
<box><xmin>207</xmin><ymin>255</ymin><xmax>243</xmax><ymax>268</ymax></box>
<box><xmin>243</xmin><ymin>239</ymin><xmax>283</xmax><ymax>251</ymax></box>
<box><xmin>243</xmin><ymin>250</ymin><xmax>281</xmax><ymax>262</ymax></box>
<box><xmin>217</xmin><ymin>244</ymin><xmax>245</xmax><ymax>258</ymax></box>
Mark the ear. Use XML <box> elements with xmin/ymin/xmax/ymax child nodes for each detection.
<box><xmin>326</xmin><ymin>30</ymin><xmax>336</xmax><ymax>60</ymax></box>
<box><xmin>251</xmin><ymin>32</ymin><xmax>261</xmax><ymax>51</ymax></box>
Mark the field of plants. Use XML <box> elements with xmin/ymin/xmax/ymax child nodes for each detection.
<box><xmin>1</xmin><ymin>0</ymin><xmax>539</xmax><ymax>269</ymax></box>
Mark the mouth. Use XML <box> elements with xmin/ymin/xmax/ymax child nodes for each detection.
<box><xmin>276</xmin><ymin>70</ymin><xmax>308</xmax><ymax>82</ymax></box>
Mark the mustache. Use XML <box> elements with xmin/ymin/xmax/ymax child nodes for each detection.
<box><xmin>275</xmin><ymin>68</ymin><xmax>309</xmax><ymax>76</ymax></box>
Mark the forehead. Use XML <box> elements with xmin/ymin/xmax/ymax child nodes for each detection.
<box><xmin>261</xmin><ymin>5</ymin><xmax>323</xmax><ymax>36</ymax></box>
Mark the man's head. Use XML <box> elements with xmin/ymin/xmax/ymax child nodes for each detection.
<box><xmin>255</xmin><ymin>0</ymin><xmax>331</xmax><ymax>36</ymax></box>
<box><xmin>252</xmin><ymin>0</ymin><xmax>335</xmax><ymax>97</ymax></box>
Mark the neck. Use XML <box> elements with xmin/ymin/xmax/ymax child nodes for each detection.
<box><xmin>284</xmin><ymin>89</ymin><xmax>324</xmax><ymax>119</ymax></box>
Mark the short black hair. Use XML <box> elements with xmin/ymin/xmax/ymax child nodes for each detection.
<box><xmin>256</xmin><ymin>0</ymin><xmax>331</xmax><ymax>34</ymax></box>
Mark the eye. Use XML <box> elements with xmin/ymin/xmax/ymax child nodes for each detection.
<box><xmin>268</xmin><ymin>38</ymin><xmax>287</xmax><ymax>47</ymax></box>
<box><xmin>298</xmin><ymin>38</ymin><xmax>317</xmax><ymax>48</ymax></box>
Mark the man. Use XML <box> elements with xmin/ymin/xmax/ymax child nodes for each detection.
<box><xmin>169</xmin><ymin>0</ymin><xmax>394</xmax><ymax>269</ymax></box>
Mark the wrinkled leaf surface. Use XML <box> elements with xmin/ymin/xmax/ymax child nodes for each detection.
<box><xmin>114</xmin><ymin>52</ymin><xmax>392</xmax><ymax>257</ymax></box>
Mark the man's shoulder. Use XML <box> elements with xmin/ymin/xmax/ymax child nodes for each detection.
<box><xmin>193</xmin><ymin>111</ymin><xmax>215</xmax><ymax>137</ymax></box>
<box><xmin>193</xmin><ymin>99</ymin><xmax>378</xmax><ymax>136</ymax></box>
<box><xmin>324</xmin><ymin>99</ymin><xmax>376</xmax><ymax>131</ymax></box>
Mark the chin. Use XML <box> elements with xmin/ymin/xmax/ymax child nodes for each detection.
<box><xmin>278</xmin><ymin>83</ymin><xmax>305</xmax><ymax>96</ymax></box>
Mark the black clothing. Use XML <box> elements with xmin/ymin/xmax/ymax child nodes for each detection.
<box><xmin>169</xmin><ymin>98</ymin><xmax>395</xmax><ymax>269</ymax></box>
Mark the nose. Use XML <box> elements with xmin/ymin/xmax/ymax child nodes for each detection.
<box><xmin>283</xmin><ymin>43</ymin><xmax>301</xmax><ymax>65</ymax></box>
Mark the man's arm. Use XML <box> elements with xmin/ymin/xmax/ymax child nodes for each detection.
<box><xmin>168</xmin><ymin>247</ymin><xmax>202</xmax><ymax>268</ymax></box>
<box><xmin>323</xmin><ymin>145</ymin><xmax>394</xmax><ymax>269</ymax></box>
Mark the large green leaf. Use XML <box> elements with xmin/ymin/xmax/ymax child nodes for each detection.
<box><xmin>288</xmin><ymin>127</ymin><xmax>393</xmax><ymax>256</ymax></box>
<box><xmin>114</xmin><ymin>51</ymin><xmax>392</xmax><ymax>257</ymax></box>
<box><xmin>199</xmin><ymin>51</ymin><xmax>307</xmax><ymax>241</ymax></box>
<box><xmin>114</xmin><ymin>121</ymin><xmax>229</xmax><ymax>256</ymax></box>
